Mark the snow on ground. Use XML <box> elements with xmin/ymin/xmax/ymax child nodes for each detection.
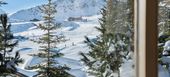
<box><xmin>158</xmin><ymin>64</ymin><xmax>170</xmax><ymax>77</ymax></box>
<box><xmin>120</xmin><ymin>60</ymin><xmax>134</xmax><ymax>77</ymax></box>
<box><xmin>11</xmin><ymin>15</ymin><xmax>134</xmax><ymax>77</ymax></box>
<box><xmin>17</xmin><ymin>67</ymin><xmax>38</xmax><ymax>77</ymax></box>
<box><xmin>11</xmin><ymin>22</ymin><xmax>36</xmax><ymax>33</ymax></box>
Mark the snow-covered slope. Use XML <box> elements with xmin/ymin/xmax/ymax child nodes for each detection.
<box><xmin>12</xmin><ymin>15</ymin><xmax>134</xmax><ymax>77</ymax></box>
<box><xmin>9</xmin><ymin>7</ymin><xmax>42</xmax><ymax>22</ymax></box>
<box><xmin>11</xmin><ymin>22</ymin><xmax>37</xmax><ymax>33</ymax></box>
<box><xmin>10</xmin><ymin>0</ymin><xmax>105</xmax><ymax>21</ymax></box>
<box><xmin>12</xmin><ymin>15</ymin><xmax>100</xmax><ymax>77</ymax></box>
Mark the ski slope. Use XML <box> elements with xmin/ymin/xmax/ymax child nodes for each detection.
<box><xmin>10</xmin><ymin>15</ymin><xmax>134</xmax><ymax>77</ymax></box>
<box><xmin>12</xmin><ymin>15</ymin><xmax>100</xmax><ymax>77</ymax></box>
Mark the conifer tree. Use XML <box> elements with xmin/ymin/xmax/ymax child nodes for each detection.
<box><xmin>158</xmin><ymin>0</ymin><xmax>170</xmax><ymax>72</ymax></box>
<box><xmin>158</xmin><ymin>1</ymin><xmax>169</xmax><ymax>55</ymax></box>
<box><xmin>80</xmin><ymin>0</ymin><xmax>132</xmax><ymax>77</ymax></box>
<box><xmin>0</xmin><ymin>14</ymin><xmax>23</xmax><ymax>76</ymax></box>
<box><xmin>29</xmin><ymin>0</ymin><xmax>72</xmax><ymax>77</ymax></box>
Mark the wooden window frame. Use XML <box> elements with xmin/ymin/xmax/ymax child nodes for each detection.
<box><xmin>134</xmin><ymin>0</ymin><xmax>158</xmax><ymax>77</ymax></box>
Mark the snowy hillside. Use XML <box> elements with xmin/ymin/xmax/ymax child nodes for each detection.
<box><xmin>10</xmin><ymin>15</ymin><xmax>134</xmax><ymax>77</ymax></box>
<box><xmin>9</xmin><ymin>7</ymin><xmax>42</xmax><ymax>22</ymax></box>
<box><xmin>10</xmin><ymin>0</ymin><xmax>105</xmax><ymax>21</ymax></box>
<box><xmin>12</xmin><ymin>15</ymin><xmax>98</xmax><ymax>77</ymax></box>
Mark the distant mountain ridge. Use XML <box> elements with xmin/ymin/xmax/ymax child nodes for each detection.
<box><xmin>10</xmin><ymin>0</ymin><xmax>106</xmax><ymax>21</ymax></box>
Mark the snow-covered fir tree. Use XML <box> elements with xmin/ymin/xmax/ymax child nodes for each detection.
<box><xmin>158</xmin><ymin>0</ymin><xmax>170</xmax><ymax>76</ymax></box>
<box><xmin>0</xmin><ymin>14</ymin><xmax>23</xmax><ymax>76</ymax></box>
<box><xmin>28</xmin><ymin>0</ymin><xmax>72</xmax><ymax>77</ymax></box>
<box><xmin>80</xmin><ymin>0</ymin><xmax>133</xmax><ymax>77</ymax></box>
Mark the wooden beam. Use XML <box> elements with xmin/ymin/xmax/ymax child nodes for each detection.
<box><xmin>134</xmin><ymin>0</ymin><xmax>158</xmax><ymax>77</ymax></box>
<box><xmin>146</xmin><ymin>0</ymin><xmax>158</xmax><ymax>77</ymax></box>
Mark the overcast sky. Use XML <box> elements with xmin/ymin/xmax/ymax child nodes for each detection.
<box><xmin>1</xmin><ymin>0</ymin><xmax>47</xmax><ymax>14</ymax></box>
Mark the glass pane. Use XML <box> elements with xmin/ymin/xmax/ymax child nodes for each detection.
<box><xmin>0</xmin><ymin>0</ymin><xmax>135</xmax><ymax>77</ymax></box>
<box><xmin>158</xmin><ymin>0</ymin><xmax>170</xmax><ymax>77</ymax></box>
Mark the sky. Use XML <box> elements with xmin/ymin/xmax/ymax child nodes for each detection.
<box><xmin>0</xmin><ymin>0</ymin><xmax>47</xmax><ymax>14</ymax></box>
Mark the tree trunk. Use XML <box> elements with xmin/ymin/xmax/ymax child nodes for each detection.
<box><xmin>118</xmin><ymin>68</ymin><xmax>120</xmax><ymax>77</ymax></box>
<box><xmin>47</xmin><ymin>28</ymin><xmax>50</xmax><ymax>77</ymax></box>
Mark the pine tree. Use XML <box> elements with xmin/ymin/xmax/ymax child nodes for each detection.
<box><xmin>80</xmin><ymin>0</ymin><xmax>132</xmax><ymax>77</ymax></box>
<box><xmin>126</xmin><ymin>0</ymin><xmax>134</xmax><ymax>54</ymax></box>
<box><xmin>0</xmin><ymin>14</ymin><xmax>23</xmax><ymax>76</ymax></box>
<box><xmin>158</xmin><ymin>0</ymin><xmax>170</xmax><ymax>72</ymax></box>
<box><xmin>158</xmin><ymin>1</ymin><xmax>169</xmax><ymax>56</ymax></box>
<box><xmin>28</xmin><ymin>0</ymin><xmax>72</xmax><ymax>77</ymax></box>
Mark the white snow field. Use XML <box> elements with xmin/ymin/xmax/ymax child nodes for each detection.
<box><xmin>10</xmin><ymin>15</ymin><xmax>134</xmax><ymax>77</ymax></box>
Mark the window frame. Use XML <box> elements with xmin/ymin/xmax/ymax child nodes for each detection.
<box><xmin>134</xmin><ymin>0</ymin><xmax>158</xmax><ymax>77</ymax></box>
